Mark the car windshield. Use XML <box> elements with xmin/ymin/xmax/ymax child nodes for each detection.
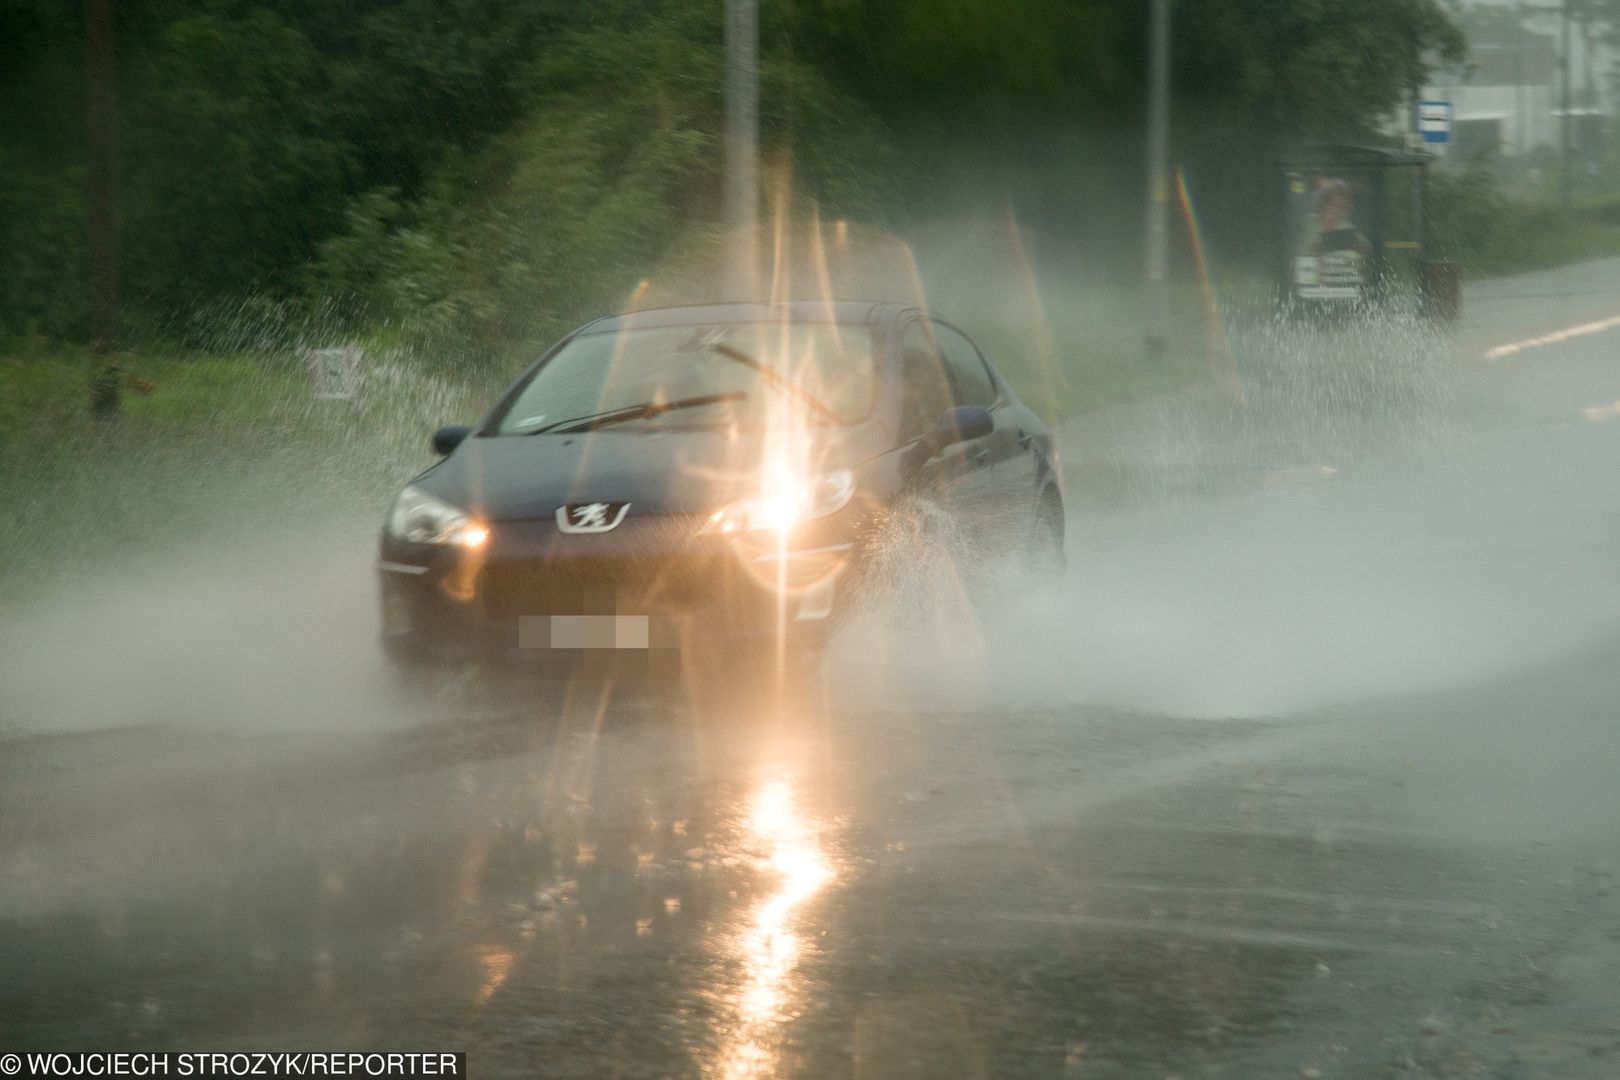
<box><xmin>491</xmin><ymin>323</ymin><xmax>877</xmax><ymax>435</ymax></box>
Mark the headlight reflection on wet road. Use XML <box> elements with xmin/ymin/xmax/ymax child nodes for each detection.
<box><xmin>719</xmin><ymin>774</ymin><xmax>837</xmax><ymax>1078</ymax></box>
<box><xmin>473</xmin><ymin>944</ymin><xmax>515</xmax><ymax>1005</ymax></box>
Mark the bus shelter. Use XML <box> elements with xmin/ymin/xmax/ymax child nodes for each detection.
<box><xmin>1278</xmin><ymin>143</ymin><xmax>1450</xmax><ymax>315</ymax></box>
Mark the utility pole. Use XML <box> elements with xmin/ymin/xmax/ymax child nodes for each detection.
<box><xmin>1581</xmin><ymin>3</ymin><xmax>1597</xmax><ymax>190</ymax></box>
<box><xmin>724</xmin><ymin>0</ymin><xmax>759</xmax><ymax>301</ymax></box>
<box><xmin>1561</xmin><ymin>0</ymin><xmax>1573</xmax><ymax>206</ymax></box>
<box><xmin>87</xmin><ymin>0</ymin><xmax>121</xmax><ymax>417</ymax></box>
<box><xmin>1144</xmin><ymin>0</ymin><xmax>1171</xmax><ymax>361</ymax></box>
<box><xmin>1516</xmin><ymin>45</ymin><xmax>1526</xmax><ymax>156</ymax></box>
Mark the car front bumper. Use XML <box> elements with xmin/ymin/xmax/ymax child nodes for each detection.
<box><xmin>377</xmin><ymin>516</ymin><xmax>857</xmax><ymax>662</ymax></box>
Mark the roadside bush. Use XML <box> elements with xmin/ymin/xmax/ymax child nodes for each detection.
<box><xmin>1575</xmin><ymin>193</ymin><xmax>1620</xmax><ymax>229</ymax></box>
<box><xmin>1427</xmin><ymin>163</ymin><xmax>1620</xmax><ymax>276</ymax></box>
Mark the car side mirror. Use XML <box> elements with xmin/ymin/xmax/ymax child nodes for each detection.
<box><xmin>906</xmin><ymin>406</ymin><xmax>993</xmax><ymax>474</ymax></box>
<box><xmin>931</xmin><ymin>405</ymin><xmax>992</xmax><ymax>450</ymax></box>
<box><xmin>431</xmin><ymin>425</ymin><xmax>473</xmax><ymax>456</ymax></box>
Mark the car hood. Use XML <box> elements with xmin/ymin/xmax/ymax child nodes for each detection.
<box><xmin>415</xmin><ymin>428</ymin><xmax>869</xmax><ymax>523</ymax></box>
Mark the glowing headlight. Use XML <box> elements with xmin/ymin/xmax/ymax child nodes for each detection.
<box><xmin>701</xmin><ymin>468</ymin><xmax>855</xmax><ymax>535</ymax></box>
<box><xmin>387</xmin><ymin>485</ymin><xmax>489</xmax><ymax>547</ymax></box>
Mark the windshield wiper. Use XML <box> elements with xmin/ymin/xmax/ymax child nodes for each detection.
<box><xmin>531</xmin><ymin>392</ymin><xmax>749</xmax><ymax>435</ymax></box>
<box><xmin>708</xmin><ymin>344</ymin><xmax>841</xmax><ymax>423</ymax></box>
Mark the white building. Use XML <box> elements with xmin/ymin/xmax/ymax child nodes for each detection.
<box><xmin>1417</xmin><ymin>0</ymin><xmax>1613</xmax><ymax>165</ymax></box>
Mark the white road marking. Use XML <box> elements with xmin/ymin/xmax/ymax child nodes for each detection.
<box><xmin>1484</xmin><ymin>312</ymin><xmax>1620</xmax><ymax>360</ymax></box>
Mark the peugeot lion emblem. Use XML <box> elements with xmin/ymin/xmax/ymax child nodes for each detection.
<box><xmin>557</xmin><ymin>501</ymin><xmax>630</xmax><ymax>534</ymax></box>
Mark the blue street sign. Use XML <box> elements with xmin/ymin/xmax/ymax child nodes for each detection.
<box><xmin>1418</xmin><ymin>101</ymin><xmax>1453</xmax><ymax>144</ymax></box>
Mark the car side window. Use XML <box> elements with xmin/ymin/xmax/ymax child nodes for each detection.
<box><xmin>932</xmin><ymin>321</ymin><xmax>998</xmax><ymax>408</ymax></box>
<box><xmin>898</xmin><ymin>321</ymin><xmax>954</xmax><ymax>442</ymax></box>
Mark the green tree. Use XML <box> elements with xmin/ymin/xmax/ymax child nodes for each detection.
<box><xmin>307</xmin><ymin>6</ymin><xmax>896</xmax><ymax>353</ymax></box>
<box><xmin>0</xmin><ymin>0</ymin><xmax>1471</xmax><ymax>349</ymax></box>
<box><xmin>119</xmin><ymin>8</ymin><xmax>353</xmax><ymax>314</ymax></box>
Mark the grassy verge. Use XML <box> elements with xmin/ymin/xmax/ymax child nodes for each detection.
<box><xmin>2</xmin><ymin>347</ymin><xmax>303</xmax><ymax>450</ymax></box>
<box><xmin>1428</xmin><ymin>170</ymin><xmax>1620</xmax><ymax>279</ymax></box>
<box><xmin>0</xmin><ymin>344</ymin><xmax>497</xmax><ymax>606</ymax></box>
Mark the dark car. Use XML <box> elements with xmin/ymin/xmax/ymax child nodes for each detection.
<box><xmin>377</xmin><ymin>301</ymin><xmax>1063</xmax><ymax>674</ymax></box>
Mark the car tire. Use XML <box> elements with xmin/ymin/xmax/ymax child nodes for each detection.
<box><xmin>381</xmin><ymin>633</ymin><xmax>436</xmax><ymax>669</ymax></box>
<box><xmin>1028</xmin><ymin>497</ymin><xmax>1066</xmax><ymax>584</ymax></box>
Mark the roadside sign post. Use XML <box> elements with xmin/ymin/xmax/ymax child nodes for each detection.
<box><xmin>306</xmin><ymin>346</ymin><xmax>363</xmax><ymax>406</ymax></box>
<box><xmin>1417</xmin><ymin>101</ymin><xmax>1453</xmax><ymax>147</ymax></box>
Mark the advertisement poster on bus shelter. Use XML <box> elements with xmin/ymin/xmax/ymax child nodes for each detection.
<box><xmin>1287</xmin><ymin>172</ymin><xmax>1373</xmax><ymax>301</ymax></box>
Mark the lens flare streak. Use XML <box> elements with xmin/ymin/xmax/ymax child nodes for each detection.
<box><xmin>1175</xmin><ymin>165</ymin><xmax>1246</xmax><ymax>404</ymax></box>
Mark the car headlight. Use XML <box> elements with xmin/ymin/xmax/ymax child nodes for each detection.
<box><xmin>386</xmin><ymin>485</ymin><xmax>489</xmax><ymax>547</ymax></box>
<box><xmin>701</xmin><ymin>468</ymin><xmax>855</xmax><ymax>535</ymax></box>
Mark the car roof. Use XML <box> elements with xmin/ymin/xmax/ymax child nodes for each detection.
<box><xmin>579</xmin><ymin>301</ymin><xmax>906</xmax><ymax>334</ymax></box>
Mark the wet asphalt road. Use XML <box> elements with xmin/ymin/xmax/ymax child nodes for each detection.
<box><xmin>4</xmin><ymin>263</ymin><xmax>1620</xmax><ymax>1077</ymax></box>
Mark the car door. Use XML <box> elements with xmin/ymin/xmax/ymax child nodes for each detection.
<box><xmin>896</xmin><ymin>317</ymin><xmax>1001</xmax><ymax>552</ymax></box>
<box><xmin>931</xmin><ymin>319</ymin><xmax>1039</xmax><ymax>552</ymax></box>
